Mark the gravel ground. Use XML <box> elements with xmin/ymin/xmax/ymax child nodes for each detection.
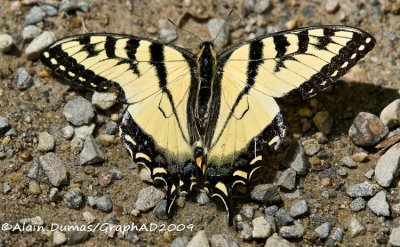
<box><xmin>0</xmin><ymin>0</ymin><xmax>399</xmax><ymax>246</ymax></box>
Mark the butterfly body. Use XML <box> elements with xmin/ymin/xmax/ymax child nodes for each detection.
<box><xmin>40</xmin><ymin>26</ymin><xmax>375</xmax><ymax>224</ymax></box>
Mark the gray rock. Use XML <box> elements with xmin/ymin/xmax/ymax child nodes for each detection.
<box><xmin>37</xmin><ymin>132</ymin><xmax>55</xmax><ymax>151</ymax></box>
<box><xmin>242</xmin><ymin>0</ymin><xmax>255</xmax><ymax>15</ymax></box>
<box><xmin>48</xmin><ymin>187</ymin><xmax>61</xmax><ymax>202</ymax></box>
<box><xmin>86</xmin><ymin>196</ymin><xmax>97</xmax><ymax>207</ymax></box>
<box><xmin>365</xmin><ymin>169</ymin><xmax>374</xmax><ymax>179</ymax></box>
<box><xmin>392</xmin><ymin>203</ymin><xmax>400</xmax><ymax>214</ymax></box>
<box><xmin>95</xmin><ymin>196</ymin><xmax>113</xmax><ymax>212</ymax></box>
<box><xmin>91</xmin><ymin>92</ymin><xmax>117</xmax><ymax>110</ymax></box>
<box><xmin>105</xmin><ymin>121</ymin><xmax>118</xmax><ymax>135</ymax></box>
<box><xmin>315</xmin><ymin>222</ymin><xmax>330</xmax><ymax>239</ymax></box>
<box><xmin>313</xmin><ymin>111</ymin><xmax>333</xmax><ymax>135</ymax></box>
<box><xmin>380</xmin><ymin>99</ymin><xmax>400</xmax><ymax>128</ymax></box>
<box><xmin>27</xmin><ymin>161</ymin><xmax>46</xmax><ymax>182</ymax></box>
<box><xmin>153</xmin><ymin>200</ymin><xmax>168</xmax><ymax>220</ymax></box>
<box><xmin>0</xmin><ymin>33</ymin><xmax>14</xmax><ymax>53</ymax></box>
<box><xmin>277</xmin><ymin>168</ymin><xmax>297</xmax><ymax>190</ymax></box>
<box><xmin>375</xmin><ymin>143</ymin><xmax>400</xmax><ymax>187</ymax></box>
<box><xmin>389</xmin><ymin>227</ymin><xmax>400</xmax><ymax>246</ymax></box>
<box><xmin>209</xmin><ymin>234</ymin><xmax>238</xmax><ymax>247</ymax></box>
<box><xmin>330</xmin><ymin>227</ymin><xmax>344</xmax><ymax>242</ymax></box>
<box><xmin>25</xmin><ymin>31</ymin><xmax>56</xmax><ymax>59</ymax></box>
<box><xmin>349</xmin><ymin>112</ymin><xmax>388</xmax><ymax>146</ymax></box>
<box><xmin>346</xmin><ymin>182</ymin><xmax>379</xmax><ymax>197</ymax></box>
<box><xmin>316</xmin><ymin>150</ymin><xmax>333</xmax><ymax>159</ymax></box>
<box><xmin>139</xmin><ymin>168</ymin><xmax>152</xmax><ymax>183</ymax></box>
<box><xmin>241</xmin><ymin>204</ymin><xmax>254</xmax><ymax>219</ymax></box>
<box><xmin>187</xmin><ymin>230</ymin><xmax>210</xmax><ymax>247</ymax></box>
<box><xmin>39</xmin><ymin>153</ymin><xmax>68</xmax><ymax>187</ymax></box>
<box><xmin>250</xmin><ymin>184</ymin><xmax>282</xmax><ymax>204</ymax></box>
<box><xmin>281</xmin><ymin>141</ymin><xmax>309</xmax><ymax>175</ymax></box>
<box><xmin>41</xmin><ymin>4</ymin><xmax>58</xmax><ymax>16</ymax></box>
<box><xmin>64</xmin><ymin>96</ymin><xmax>95</xmax><ymax>126</ymax></box>
<box><xmin>14</xmin><ymin>67</ymin><xmax>33</xmax><ymax>90</ymax></box>
<box><xmin>252</xmin><ymin>216</ymin><xmax>271</xmax><ymax>238</ymax></box>
<box><xmin>171</xmin><ymin>236</ymin><xmax>190</xmax><ymax>247</ymax></box>
<box><xmin>340</xmin><ymin>156</ymin><xmax>357</xmax><ymax>168</ymax></box>
<box><xmin>254</xmin><ymin>0</ymin><xmax>271</xmax><ymax>14</ymax></box>
<box><xmin>110</xmin><ymin>167</ymin><xmax>123</xmax><ymax>180</ymax></box>
<box><xmin>135</xmin><ymin>186</ymin><xmax>165</xmax><ymax>211</ymax></box>
<box><xmin>265</xmin><ymin>215</ymin><xmax>277</xmax><ymax>233</ymax></box>
<box><xmin>78</xmin><ymin>136</ymin><xmax>105</xmax><ymax>165</ymax></box>
<box><xmin>276</xmin><ymin>208</ymin><xmax>293</xmax><ymax>226</ymax></box>
<box><xmin>3</xmin><ymin>182</ymin><xmax>11</xmax><ymax>194</ymax></box>
<box><xmin>25</xmin><ymin>6</ymin><xmax>46</xmax><ymax>25</ymax></box>
<box><xmin>53</xmin><ymin>230</ymin><xmax>67</xmax><ymax>246</ymax></box>
<box><xmin>197</xmin><ymin>191</ymin><xmax>210</xmax><ymax>205</ymax></box>
<box><xmin>0</xmin><ymin>116</ymin><xmax>11</xmax><ymax>137</ymax></box>
<box><xmin>280</xmin><ymin>222</ymin><xmax>305</xmax><ymax>238</ymax></box>
<box><xmin>159</xmin><ymin>28</ymin><xmax>178</xmax><ymax>43</ymax></box>
<box><xmin>239</xmin><ymin>222</ymin><xmax>253</xmax><ymax>240</ymax></box>
<box><xmin>325</xmin><ymin>0</ymin><xmax>339</xmax><ymax>13</ymax></box>
<box><xmin>208</xmin><ymin>18</ymin><xmax>230</xmax><ymax>47</ymax></box>
<box><xmin>74</xmin><ymin>124</ymin><xmax>95</xmax><ymax>140</ymax></box>
<box><xmin>265</xmin><ymin>205</ymin><xmax>279</xmax><ymax>216</ymax></box>
<box><xmin>22</xmin><ymin>25</ymin><xmax>41</xmax><ymax>40</ymax></box>
<box><xmin>63</xmin><ymin>188</ymin><xmax>84</xmax><ymax>209</ymax></box>
<box><xmin>367</xmin><ymin>191</ymin><xmax>390</xmax><ymax>216</ymax></box>
<box><xmin>302</xmin><ymin>139</ymin><xmax>320</xmax><ymax>156</ymax></box>
<box><xmin>61</xmin><ymin>125</ymin><xmax>74</xmax><ymax>139</ymax></box>
<box><xmin>66</xmin><ymin>230</ymin><xmax>90</xmax><ymax>245</ymax></box>
<box><xmin>349</xmin><ymin>218</ymin><xmax>365</xmax><ymax>237</ymax></box>
<box><xmin>350</xmin><ymin>197</ymin><xmax>366</xmax><ymax>212</ymax></box>
<box><xmin>289</xmin><ymin>200</ymin><xmax>308</xmax><ymax>218</ymax></box>
<box><xmin>59</xmin><ymin>0</ymin><xmax>90</xmax><ymax>12</ymax></box>
<box><xmin>337</xmin><ymin>168</ymin><xmax>348</xmax><ymax>177</ymax></box>
<box><xmin>265</xmin><ymin>233</ymin><xmax>295</xmax><ymax>247</ymax></box>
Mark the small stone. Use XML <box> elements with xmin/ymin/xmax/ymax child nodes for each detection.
<box><xmin>135</xmin><ymin>186</ymin><xmax>165</xmax><ymax>211</ymax></box>
<box><xmin>380</xmin><ymin>99</ymin><xmax>400</xmax><ymax>128</ymax></box>
<box><xmin>28</xmin><ymin>181</ymin><xmax>41</xmax><ymax>195</ymax></box>
<box><xmin>375</xmin><ymin>143</ymin><xmax>400</xmax><ymax>187</ymax></box>
<box><xmin>22</xmin><ymin>25</ymin><xmax>41</xmax><ymax>40</ymax></box>
<box><xmin>171</xmin><ymin>236</ymin><xmax>189</xmax><ymax>247</ymax></box>
<box><xmin>74</xmin><ymin>124</ymin><xmax>95</xmax><ymax>140</ymax></box>
<box><xmin>315</xmin><ymin>222</ymin><xmax>330</xmax><ymax>239</ymax></box>
<box><xmin>277</xmin><ymin>168</ymin><xmax>297</xmax><ymax>190</ymax></box>
<box><xmin>0</xmin><ymin>33</ymin><xmax>14</xmax><ymax>53</ymax></box>
<box><xmin>92</xmin><ymin>92</ymin><xmax>117</xmax><ymax>110</ymax></box>
<box><xmin>285</xmin><ymin>19</ymin><xmax>297</xmax><ymax>29</ymax></box>
<box><xmin>111</xmin><ymin>167</ymin><xmax>123</xmax><ymax>180</ymax></box>
<box><xmin>25</xmin><ymin>31</ymin><xmax>56</xmax><ymax>59</ymax></box>
<box><xmin>330</xmin><ymin>227</ymin><xmax>344</xmax><ymax>242</ymax></box>
<box><xmin>78</xmin><ymin>136</ymin><xmax>105</xmax><ymax>165</ymax></box>
<box><xmin>159</xmin><ymin>28</ymin><xmax>178</xmax><ymax>43</ymax></box>
<box><xmin>63</xmin><ymin>96</ymin><xmax>95</xmax><ymax>126</ymax></box>
<box><xmin>53</xmin><ymin>230</ymin><xmax>67</xmax><ymax>246</ymax></box>
<box><xmin>252</xmin><ymin>216</ymin><xmax>271</xmax><ymax>238</ymax></box>
<box><xmin>313</xmin><ymin>111</ymin><xmax>333</xmax><ymax>135</ymax></box>
<box><xmin>315</xmin><ymin>132</ymin><xmax>328</xmax><ymax>144</ymax></box>
<box><xmin>350</xmin><ymin>197</ymin><xmax>366</xmax><ymax>212</ymax></box>
<box><xmin>87</xmin><ymin>196</ymin><xmax>97</xmax><ymax>207</ymax></box>
<box><xmin>280</xmin><ymin>222</ymin><xmax>305</xmax><ymax>238</ymax></box>
<box><xmin>320</xmin><ymin>177</ymin><xmax>332</xmax><ymax>187</ymax></box>
<box><xmin>209</xmin><ymin>234</ymin><xmax>238</xmax><ymax>247</ymax></box>
<box><xmin>254</xmin><ymin>0</ymin><xmax>271</xmax><ymax>14</ymax></box>
<box><xmin>265</xmin><ymin>233</ymin><xmax>295</xmax><ymax>247</ymax></box>
<box><xmin>187</xmin><ymin>230</ymin><xmax>210</xmax><ymax>247</ymax></box>
<box><xmin>309</xmin><ymin>156</ymin><xmax>322</xmax><ymax>166</ymax></box>
<box><xmin>316</xmin><ymin>150</ymin><xmax>333</xmax><ymax>159</ymax></box>
<box><xmin>337</xmin><ymin>168</ymin><xmax>348</xmax><ymax>177</ymax></box>
<box><xmin>25</xmin><ymin>6</ymin><xmax>46</xmax><ymax>25</ymax></box>
<box><xmin>208</xmin><ymin>18</ymin><xmax>230</xmax><ymax>47</ymax></box>
<box><xmin>349</xmin><ymin>218</ymin><xmax>365</xmax><ymax>237</ymax></box>
<box><xmin>242</xmin><ymin>0</ymin><xmax>255</xmax><ymax>15</ymax></box>
<box><xmin>64</xmin><ymin>188</ymin><xmax>84</xmax><ymax>209</ymax></box>
<box><xmin>39</xmin><ymin>153</ymin><xmax>68</xmax><ymax>187</ymax></box>
<box><xmin>349</xmin><ymin>112</ymin><xmax>388</xmax><ymax>146</ymax></box>
<box><xmin>67</xmin><ymin>231</ymin><xmax>90</xmax><ymax>245</ymax></box>
<box><xmin>265</xmin><ymin>205</ymin><xmax>279</xmax><ymax>216</ymax></box>
<box><xmin>37</xmin><ymin>132</ymin><xmax>55</xmax><ymax>151</ymax></box>
<box><xmin>41</xmin><ymin>4</ymin><xmax>58</xmax><ymax>16</ymax></box>
<box><xmin>96</xmin><ymin>196</ymin><xmax>113</xmax><ymax>212</ymax></box>
<box><xmin>276</xmin><ymin>208</ymin><xmax>293</xmax><ymax>226</ymax></box>
<box><xmin>367</xmin><ymin>191</ymin><xmax>390</xmax><ymax>216</ymax></box>
<box><xmin>82</xmin><ymin>211</ymin><xmax>96</xmax><ymax>224</ymax></box>
<box><xmin>346</xmin><ymin>182</ymin><xmax>379</xmax><ymax>198</ymax></box>
<box><xmin>14</xmin><ymin>67</ymin><xmax>33</xmax><ymax>90</ymax></box>
<box><xmin>250</xmin><ymin>184</ymin><xmax>282</xmax><ymax>204</ymax></box>
<box><xmin>239</xmin><ymin>222</ymin><xmax>253</xmax><ymax>240</ymax></box>
<box><xmin>0</xmin><ymin>117</ymin><xmax>11</xmax><ymax>137</ymax></box>
<box><xmin>281</xmin><ymin>141</ymin><xmax>309</xmax><ymax>175</ymax></box>
<box><xmin>59</xmin><ymin>0</ymin><xmax>90</xmax><ymax>12</ymax></box>
<box><xmin>390</xmin><ymin>227</ymin><xmax>400</xmax><ymax>246</ymax></box>
<box><xmin>340</xmin><ymin>156</ymin><xmax>357</xmax><ymax>168</ymax></box>
<box><xmin>365</xmin><ymin>169</ymin><xmax>374</xmax><ymax>179</ymax></box>
<box><xmin>241</xmin><ymin>204</ymin><xmax>254</xmax><ymax>219</ymax></box>
<box><xmin>352</xmin><ymin>152</ymin><xmax>368</xmax><ymax>162</ymax></box>
<box><xmin>61</xmin><ymin>125</ymin><xmax>74</xmax><ymax>139</ymax></box>
<box><xmin>392</xmin><ymin>203</ymin><xmax>400</xmax><ymax>214</ymax></box>
<box><xmin>325</xmin><ymin>0</ymin><xmax>339</xmax><ymax>13</ymax></box>
<box><xmin>289</xmin><ymin>200</ymin><xmax>308</xmax><ymax>218</ymax></box>
<box><xmin>96</xmin><ymin>134</ymin><xmax>114</xmax><ymax>146</ymax></box>
<box><xmin>105</xmin><ymin>121</ymin><xmax>118</xmax><ymax>135</ymax></box>
<box><xmin>302</xmin><ymin>139</ymin><xmax>320</xmax><ymax>156</ymax></box>
<box><xmin>27</xmin><ymin>161</ymin><xmax>46</xmax><ymax>182</ymax></box>
<box><xmin>3</xmin><ymin>182</ymin><xmax>11</xmax><ymax>194</ymax></box>
<box><xmin>49</xmin><ymin>187</ymin><xmax>60</xmax><ymax>202</ymax></box>
<box><xmin>153</xmin><ymin>200</ymin><xmax>168</xmax><ymax>220</ymax></box>
<box><xmin>139</xmin><ymin>168</ymin><xmax>152</xmax><ymax>183</ymax></box>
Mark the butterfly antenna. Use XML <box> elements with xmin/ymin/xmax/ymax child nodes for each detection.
<box><xmin>168</xmin><ymin>19</ymin><xmax>204</xmax><ymax>43</ymax></box>
<box><xmin>211</xmin><ymin>9</ymin><xmax>233</xmax><ymax>42</ymax></box>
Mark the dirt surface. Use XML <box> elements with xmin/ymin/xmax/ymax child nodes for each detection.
<box><xmin>0</xmin><ymin>0</ymin><xmax>399</xmax><ymax>246</ymax></box>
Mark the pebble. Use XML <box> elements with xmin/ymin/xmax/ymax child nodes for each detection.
<box><xmin>330</xmin><ymin>227</ymin><xmax>344</xmax><ymax>242</ymax></box>
<box><xmin>242</xmin><ymin>0</ymin><xmax>255</xmax><ymax>15</ymax></box>
<box><xmin>27</xmin><ymin>162</ymin><xmax>46</xmax><ymax>183</ymax></box>
<box><xmin>187</xmin><ymin>230</ymin><xmax>210</xmax><ymax>247</ymax></box>
<box><xmin>315</xmin><ymin>222</ymin><xmax>330</xmax><ymax>239</ymax></box>
<box><xmin>96</xmin><ymin>134</ymin><xmax>115</xmax><ymax>146</ymax></box>
<box><xmin>240</xmin><ymin>204</ymin><xmax>254</xmax><ymax>219</ymax></box>
<box><xmin>59</xmin><ymin>0</ymin><xmax>90</xmax><ymax>12</ymax></box>
<box><xmin>352</xmin><ymin>152</ymin><xmax>368</xmax><ymax>162</ymax></box>
<box><xmin>302</xmin><ymin>139</ymin><xmax>320</xmax><ymax>156</ymax></box>
<box><xmin>389</xmin><ymin>227</ymin><xmax>400</xmax><ymax>246</ymax></box>
<box><xmin>74</xmin><ymin>124</ymin><xmax>95</xmax><ymax>140</ymax></box>
<box><xmin>111</xmin><ymin>167</ymin><xmax>123</xmax><ymax>180</ymax></box>
<box><xmin>340</xmin><ymin>156</ymin><xmax>357</xmax><ymax>168</ymax></box>
<box><xmin>61</xmin><ymin>125</ymin><xmax>74</xmax><ymax>139</ymax></box>
<box><xmin>337</xmin><ymin>168</ymin><xmax>348</xmax><ymax>178</ymax></box>
<box><xmin>349</xmin><ymin>218</ymin><xmax>365</xmax><ymax>237</ymax></box>
<box><xmin>281</xmin><ymin>141</ymin><xmax>309</xmax><ymax>175</ymax></box>
<box><xmin>96</xmin><ymin>196</ymin><xmax>113</xmax><ymax>212</ymax></box>
<box><xmin>208</xmin><ymin>18</ymin><xmax>230</xmax><ymax>47</ymax></box>
<box><xmin>0</xmin><ymin>33</ymin><xmax>14</xmax><ymax>53</ymax></box>
<box><xmin>349</xmin><ymin>112</ymin><xmax>388</xmax><ymax>146</ymax></box>
<box><xmin>66</xmin><ymin>231</ymin><xmax>90</xmax><ymax>245</ymax></box>
<box><xmin>254</xmin><ymin>0</ymin><xmax>271</xmax><ymax>14</ymax></box>
<box><xmin>41</xmin><ymin>4</ymin><xmax>58</xmax><ymax>16</ymax></box>
<box><xmin>64</xmin><ymin>96</ymin><xmax>95</xmax><ymax>126</ymax></box>
<box><xmin>380</xmin><ymin>99</ymin><xmax>400</xmax><ymax>128</ymax></box>
<box><xmin>277</xmin><ymin>168</ymin><xmax>297</xmax><ymax>190</ymax></box>
<box><xmin>37</xmin><ymin>132</ymin><xmax>55</xmax><ymax>151</ymax></box>
<box><xmin>276</xmin><ymin>208</ymin><xmax>293</xmax><ymax>226</ymax></box>
<box><xmin>0</xmin><ymin>117</ymin><xmax>11</xmax><ymax>137</ymax></box>
<box><xmin>25</xmin><ymin>31</ymin><xmax>56</xmax><ymax>59</ymax></box>
<box><xmin>265</xmin><ymin>215</ymin><xmax>277</xmax><ymax>233</ymax></box>
<box><xmin>315</xmin><ymin>150</ymin><xmax>332</xmax><ymax>160</ymax></box>
<box><xmin>3</xmin><ymin>182</ymin><xmax>11</xmax><ymax>194</ymax></box>
<box><xmin>250</xmin><ymin>184</ymin><xmax>282</xmax><ymax>204</ymax></box>
<box><xmin>153</xmin><ymin>200</ymin><xmax>168</xmax><ymax>220</ymax></box>
<box><xmin>53</xmin><ymin>230</ymin><xmax>67</xmax><ymax>246</ymax></box>
<box><xmin>315</xmin><ymin>132</ymin><xmax>328</xmax><ymax>144</ymax></box>
<box><xmin>135</xmin><ymin>186</ymin><xmax>165</xmax><ymax>211</ymax></box>
<box><xmin>78</xmin><ymin>136</ymin><xmax>105</xmax><ymax>165</ymax></box>
<box><xmin>28</xmin><ymin>181</ymin><xmax>41</xmax><ymax>195</ymax></box>
<box><xmin>239</xmin><ymin>222</ymin><xmax>253</xmax><ymax>240</ymax></box>
<box><xmin>375</xmin><ymin>143</ymin><xmax>400</xmax><ymax>187</ymax></box>
<box><xmin>196</xmin><ymin>192</ymin><xmax>210</xmax><ymax>205</ymax></box>
<box><xmin>14</xmin><ymin>67</ymin><xmax>33</xmax><ymax>90</ymax></box>
<box><xmin>265</xmin><ymin>233</ymin><xmax>295</xmax><ymax>247</ymax></box>
<box><xmin>159</xmin><ymin>28</ymin><xmax>178</xmax><ymax>43</ymax></box>
<box><xmin>39</xmin><ymin>152</ymin><xmax>68</xmax><ymax>187</ymax></box>
<box><xmin>289</xmin><ymin>200</ymin><xmax>308</xmax><ymax>218</ymax></box>
<box><xmin>139</xmin><ymin>168</ymin><xmax>152</xmax><ymax>183</ymax></box>
<box><xmin>25</xmin><ymin>6</ymin><xmax>46</xmax><ymax>25</ymax></box>
<box><xmin>350</xmin><ymin>197</ymin><xmax>366</xmax><ymax>212</ymax></box>
<box><xmin>87</xmin><ymin>196</ymin><xmax>97</xmax><ymax>207</ymax></box>
<box><xmin>171</xmin><ymin>236</ymin><xmax>189</xmax><ymax>247</ymax></box>
<box><xmin>63</xmin><ymin>188</ymin><xmax>84</xmax><ymax>209</ymax></box>
<box><xmin>367</xmin><ymin>191</ymin><xmax>390</xmax><ymax>216</ymax></box>
<box><xmin>265</xmin><ymin>205</ymin><xmax>279</xmax><ymax>216</ymax></box>
<box><xmin>392</xmin><ymin>203</ymin><xmax>400</xmax><ymax>214</ymax></box>
<box><xmin>105</xmin><ymin>121</ymin><xmax>118</xmax><ymax>135</ymax></box>
<box><xmin>325</xmin><ymin>0</ymin><xmax>339</xmax><ymax>13</ymax></box>
<box><xmin>92</xmin><ymin>92</ymin><xmax>118</xmax><ymax>110</ymax></box>
<box><xmin>209</xmin><ymin>234</ymin><xmax>238</xmax><ymax>247</ymax></box>
<box><xmin>313</xmin><ymin>111</ymin><xmax>333</xmax><ymax>135</ymax></box>
<box><xmin>365</xmin><ymin>169</ymin><xmax>374</xmax><ymax>179</ymax></box>
<box><xmin>22</xmin><ymin>25</ymin><xmax>41</xmax><ymax>40</ymax></box>
<box><xmin>252</xmin><ymin>216</ymin><xmax>271</xmax><ymax>238</ymax></box>
<box><xmin>280</xmin><ymin>222</ymin><xmax>305</xmax><ymax>238</ymax></box>
<box><xmin>346</xmin><ymin>182</ymin><xmax>379</xmax><ymax>197</ymax></box>
<box><xmin>49</xmin><ymin>187</ymin><xmax>60</xmax><ymax>202</ymax></box>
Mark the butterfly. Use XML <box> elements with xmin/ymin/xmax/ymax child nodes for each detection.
<box><xmin>40</xmin><ymin>25</ymin><xmax>375</xmax><ymax>224</ymax></box>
